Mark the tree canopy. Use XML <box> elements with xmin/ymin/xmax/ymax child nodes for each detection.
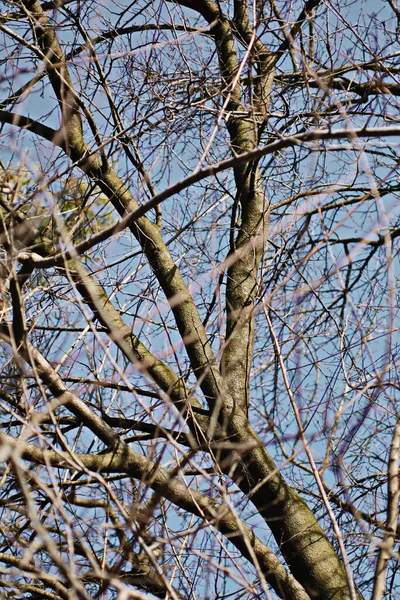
<box><xmin>0</xmin><ymin>1</ymin><xmax>399</xmax><ymax>599</ymax></box>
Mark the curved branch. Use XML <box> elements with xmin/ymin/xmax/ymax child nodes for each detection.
<box><xmin>0</xmin><ymin>431</ymin><xmax>310</xmax><ymax>600</ymax></box>
<box><xmin>17</xmin><ymin>125</ymin><xmax>400</xmax><ymax>270</ymax></box>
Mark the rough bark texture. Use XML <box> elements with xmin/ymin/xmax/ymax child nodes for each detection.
<box><xmin>0</xmin><ymin>1</ymin><xmax>380</xmax><ymax>598</ymax></box>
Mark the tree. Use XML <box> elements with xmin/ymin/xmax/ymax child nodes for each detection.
<box><xmin>0</xmin><ymin>0</ymin><xmax>399</xmax><ymax>598</ymax></box>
